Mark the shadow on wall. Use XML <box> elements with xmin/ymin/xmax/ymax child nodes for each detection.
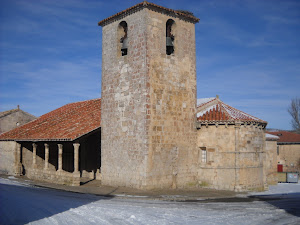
<box><xmin>0</xmin><ymin>180</ymin><xmax>114</xmax><ymax>224</ymax></box>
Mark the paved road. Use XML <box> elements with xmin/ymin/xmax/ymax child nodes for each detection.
<box><xmin>0</xmin><ymin>178</ymin><xmax>299</xmax><ymax>225</ymax></box>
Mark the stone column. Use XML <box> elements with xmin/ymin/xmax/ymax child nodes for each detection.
<box><xmin>58</xmin><ymin>144</ymin><xmax>63</xmax><ymax>171</ymax></box>
<box><xmin>73</xmin><ymin>143</ymin><xmax>80</xmax><ymax>173</ymax></box>
<box><xmin>72</xmin><ymin>143</ymin><xmax>80</xmax><ymax>186</ymax></box>
<box><xmin>14</xmin><ymin>143</ymin><xmax>23</xmax><ymax>176</ymax></box>
<box><xmin>44</xmin><ymin>143</ymin><xmax>49</xmax><ymax>170</ymax></box>
<box><xmin>32</xmin><ymin>143</ymin><xmax>37</xmax><ymax>169</ymax></box>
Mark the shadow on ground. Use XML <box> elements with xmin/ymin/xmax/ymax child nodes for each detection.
<box><xmin>80</xmin><ymin>178</ymin><xmax>95</xmax><ymax>185</ymax></box>
<box><xmin>0</xmin><ymin>181</ymin><xmax>114</xmax><ymax>224</ymax></box>
<box><xmin>250</xmin><ymin>193</ymin><xmax>300</xmax><ymax>217</ymax></box>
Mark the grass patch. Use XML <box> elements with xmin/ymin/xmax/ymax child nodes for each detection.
<box><xmin>198</xmin><ymin>181</ymin><xmax>209</xmax><ymax>187</ymax></box>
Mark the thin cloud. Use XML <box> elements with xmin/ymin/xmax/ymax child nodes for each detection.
<box><xmin>0</xmin><ymin>58</ymin><xmax>101</xmax><ymax>116</ymax></box>
<box><xmin>1</xmin><ymin>0</ymin><xmax>299</xmax><ymax>130</ymax></box>
<box><xmin>263</xmin><ymin>15</ymin><xmax>298</xmax><ymax>25</ymax></box>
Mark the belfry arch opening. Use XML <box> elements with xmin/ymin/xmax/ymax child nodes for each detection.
<box><xmin>166</xmin><ymin>19</ymin><xmax>175</xmax><ymax>55</ymax></box>
<box><xmin>119</xmin><ymin>21</ymin><xmax>128</xmax><ymax>56</ymax></box>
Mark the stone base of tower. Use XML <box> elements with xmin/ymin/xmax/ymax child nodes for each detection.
<box><xmin>101</xmin><ymin>173</ymin><xmax>199</xmax><ymax>190</ymax></box>
<box><xmin>100</xmin><ymin>142</ymin><xmax>199</xmax><ymax>190</ymax></box>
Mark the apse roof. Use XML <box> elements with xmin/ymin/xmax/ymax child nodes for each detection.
<box><xmin>197</xmin><ymin>96</ymin><xmax>267</xmax><ymax>124</ymax></box>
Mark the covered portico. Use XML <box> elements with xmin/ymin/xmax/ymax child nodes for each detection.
<box><xmin>15</xmin><ymin>131</ymin><xmax>100</xmax><ymax>186</ymax></box>
<box><xmin>0</xmin><ymin>99</ymin><xmax>102</xmax><ymax>186</ymax></box>
<box><xmin>17</xmin><ymin>143</ymin><xmax>89</xmax><ymax>186</ymax></box>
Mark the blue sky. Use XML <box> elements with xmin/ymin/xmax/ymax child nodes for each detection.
<box><xmin>0</xmin><ymin>0</ymin><xmax>299</xmax><ymax>130</ymax></box>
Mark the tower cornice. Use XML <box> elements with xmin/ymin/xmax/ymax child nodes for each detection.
<box><xmin>98</xmin><ymin>1</ymin><xmax>200</xmax><ymax>27</ymax></box>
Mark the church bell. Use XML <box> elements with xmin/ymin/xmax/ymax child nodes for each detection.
<box><xmin>166</xmin><ymin>37</ymin><xmax>173</xmax><ymax>47</ymax></box>
<box><xmin>121</xmin><ymin>38</ymin><xmax>128</xmax><ymax>50</ymax></box>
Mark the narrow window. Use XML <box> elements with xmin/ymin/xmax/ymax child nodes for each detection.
<box><xmin>166</xmin><ymin>19</ymin><xmax>175</xmax><ymax>55</ymax></box>
<box><xmin>119</xmin><ymin>21</ymin><xmax>128</xmax><ymax>56</ymax></box>
<box><xmin>200</xmin><ymin>147</ymin><xmax>207</xmax><ymax>163</ymax></box>
<box><xmin>277</xmin><ymin>146</ymin><xmax>279</xmax><ymax>155</ymax></box>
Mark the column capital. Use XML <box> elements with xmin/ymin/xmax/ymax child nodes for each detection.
<box><xmin>73</xmin><ymin>143</ymin><xmax>80</xmax><ymax>148</ymax></box>
<box><xmin>44</xmin><ymin>143</ymin><xmax>49</xmax><ymax>148</ymax></box>
<box><xmin>32</xmin><ymin>143</ymin><xmax>37</xmax><ymax>148</ymax></box>
<box><xmin>57</xmin><ymin>143</ymin><xmax>63</xmax><ymax>149</ymax></box>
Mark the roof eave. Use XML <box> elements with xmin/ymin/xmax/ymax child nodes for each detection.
<box><xmin>0</xmin><ymin>126</ymin><xmax>102</xmax><ymax>143</ymax></box>
<box><xmin>277</xmin><ymin>142</ymin><xmax>300</xmax><ymax>145</ymax></box>
<box><xmin>196</xmin><ymin>120</ymin><xmax>267</xmax><ymax>127</ymax></box>
<box><xmin>72</xmin><ymin>126</ymin><xmax>101</xmax><ymax>141</ymax></box>
<box><xmin>98</xmin><ymin>1</ymin><xmax>200</xmax><ymax>27</ymax></box>
<box><xmin>0</xmin><ymin>138</ymin><xmax>72</xmax><ymax>142</ymax></box>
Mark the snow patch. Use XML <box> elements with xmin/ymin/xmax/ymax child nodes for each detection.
<box><xmin>251</xmin><ymin>182</ymin><xmax>300</xmax><ymax>196</ymax></box>
<box><xmin>197</xmin><ymin>104</ymin><xmax>217</xmax><ymax>117</ymax></box>
<box><xmin>197</xmin><ymin>98</ymin><xmax>215</xmax><ymax>107</ymax></box>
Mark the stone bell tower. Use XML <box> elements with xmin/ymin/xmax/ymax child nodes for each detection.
<box><xmin>99</xmin><ymin>1</ymin><xmax>199</xmax><ymax>189</ymax></box>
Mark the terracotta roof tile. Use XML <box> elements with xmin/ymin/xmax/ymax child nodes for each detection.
<box><xmin>266</xmin><ymin>131</ymin><xmax>300</xmax><ymax>143</ymax></box>
<box><xmin>197</xmin><ymin>97</ymin><xmax>267</xmax><ymax>124</ymax></box>
<box><xmin>0</xmin><ymin>99</ymin><xmax>101</xmax><ymax>141</ymax></box>
<box><xmin>98</xmin><ymin>1</ymin><xmax>199</xmax><ymax>27</ymax></box>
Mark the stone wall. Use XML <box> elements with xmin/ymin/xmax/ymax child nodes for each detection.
<box><xmin>265</xmin><ymin>140</ymin><xmax>278</xmax><ymax>184</ymax></box>
<box><xmin>0</xmin><ymin>110</ymin><xmax>36</xmax><ymax>134</ymax></box>
<box><xmin>100</xmin><ymin>8</ymin><xmax>198</xmax><ymax>189</ymax></box>
<box><xmin>0</xmin><ymin>141</ymin><xmax>16</xmax><ymax>175</ymax></box>
<box><xmin>278</xmin><ymin>144</ymin><xmax>300</xmax><ymax>173</ymax></box>
<box><xmin>27</xmin><ymin>169</ymin><xmax>80</xmax><ymax>186</ymax></box>
<box><xmin>197</xmin><ymin>123</ymin><xmax>266</xmax><ymax>191</ymax></box>
<box><xmin>146</xmin><ymin>10</ymin><xmax>198</xmax><ymax>188</ymax></box>
<box><xmin>101</xmin><ymin>9</ymin><xmax>149</xmax><ymax>188</ymax></box>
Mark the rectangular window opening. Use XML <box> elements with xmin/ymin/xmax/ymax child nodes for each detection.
<box><xmin>200</xmin><ymin>147</ymin><xmax>207</xmax><ymax>163</ymax></box>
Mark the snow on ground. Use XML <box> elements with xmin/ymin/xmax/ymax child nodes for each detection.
<box><xmin>0</xmin><ymin>177</ymin><xmax>299</xmax><ymax>225</ymax></box>
<box><xmin>251</xmin><ymin>182</ymin><xmax>300</xmax><ymax>196</ymax></box>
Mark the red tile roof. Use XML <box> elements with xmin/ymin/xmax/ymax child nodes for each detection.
<box><xmin>98</xmin><ymin>1</ymin><xmax>200</xmax><ymax>27</ymax></box>
<box><xmin>0</xmin><ymin>99</ymin><xmax>101</xmax><ymax>141</ymax></box>
<box><xmin>266</xmin><ymin>131</ymin><xmax>300</xmax><ymax>143</ymax></box>
<box><xmin>197</xmin><ymin>97</ymin><xmax>267</xmax><ymax>124</ymax></box>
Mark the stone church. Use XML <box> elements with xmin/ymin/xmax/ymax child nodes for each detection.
<box><xmin>0</xmin><ymin>1</ymin><xmax>276</xmax><ymax>191</ymax></box>
<box><xmin>99</xmin><ymin>1</ymin><xmax>271</xmax><ymax>191</ymax></box>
